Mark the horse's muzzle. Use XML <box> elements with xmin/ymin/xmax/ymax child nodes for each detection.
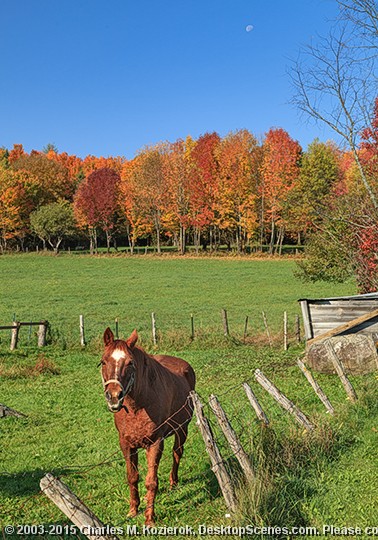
<box><xmin>108</xmin><ymin>402</ymin><xmax>123</xmax><ymax>413</ymax></box>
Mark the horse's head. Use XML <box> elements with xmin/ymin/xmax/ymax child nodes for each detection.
<box><xmin>100</xmin><ymin>327</ymin><xmax>138</xmax><ymax>413</ymax></box>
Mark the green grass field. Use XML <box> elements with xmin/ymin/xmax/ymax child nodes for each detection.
<box><xmin>1</xmin><ymin>254</ymin><xmax>377</xmax><ymax>539</ymax></box>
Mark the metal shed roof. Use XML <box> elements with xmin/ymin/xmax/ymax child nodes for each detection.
<box><xmin>298</xmin><ymin>292</ymin><xmax>378</xmax><ymax>302</ymax></box>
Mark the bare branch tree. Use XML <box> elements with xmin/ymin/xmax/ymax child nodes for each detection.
<box><xmin>337</xmin><ymin>0</ymin><xmax>378</xmax><ymax>48</ymax></box>
<box><xmin>290</xmin><ymin>22</ymin><xmax>378</xmax><ymax>208</ymax></box>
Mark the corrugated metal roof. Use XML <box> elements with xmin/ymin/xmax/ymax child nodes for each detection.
<box><xmin>298</xmin><ymin>292</ymin><xmax>378</xmax><ymax>302</ymax></box>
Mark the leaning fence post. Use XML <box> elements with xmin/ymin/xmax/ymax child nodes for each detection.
<box><xmin>80</xmin><ymin>315</ymin><xmax>86</xmax><ymax>347</ymax></box>
<box><xmin>243</xmin><ymin>316</ymin><xmax>249</xmax><ymax>342</ymax></box>
<box><xmin>38</xmin><ymin>321</ymin><xmax>48</xmax><ymax>347</ymax></box>
<box><xmin>151</xmin><ymin>312</ymin><xmax>157</xmax><ymax>346</ymax></box>
<box><xmin>10</xmin><ymin>321</ymin><xmax>20</xmax><ymax>351</ymax></box>
<box><xmin>283</xmin><ymin>311</ymin><xmax>288</xmax><ymax>351</ymax></box>
<box><xmin>323</xmin><ymin>340</ymin><xmax>358</xmax><ymax>403</ymax></box>
<box><xmin>262</xmin><ymin>311</ymin><xmax>272</xmax><ymax>347</ymax></box>
<box><xmin>190</xmin><ymin>391</ymin><xmax>237</xmax><ymax>512</ymax></box>
<box><xmin>242</xmin><ymin>382</ymin><xmax>270</xmax><ymax>426</ymax></box>
<box><xmin>221</xmin><ymin>309</ymin><xmax>229</xmax><ymax>337</ymax></box>
<box><xmin>297</xmin><ymin>359</ymin><xmax>335</xmax><ymax>415</ymax></box>
<box><xmin>255</xmin><ymin>369</ymin><xmax>314</xmax><ymax>431</ymax></box>
<box><xmin>40</xmin><ymin>473</ymin><xmax>119</xmax><ymax>540</ymax></box>
<box><xmin>209</xmin><ymin>394</ymin><xmax>255</xmax><ymax>484</ymax></box>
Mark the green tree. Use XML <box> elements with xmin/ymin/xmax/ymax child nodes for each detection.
<box><xmin>284</xmin><ymin>139</ymin><xmax>341</xmax><ymax>242</ymax></box>
<box><xmin>42</xmin><ymin>143</ymin><xmax>58</xmax><ymax>154</ymax></box>
<box><xmin>30</xmin><ymin>201</ymin><xmax>76</xmax><ymax>253</ymax></box>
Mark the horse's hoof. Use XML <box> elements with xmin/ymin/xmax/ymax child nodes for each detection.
<box><xmin>145</xmin><ymin>520</ymin><xmax>156</xmax><ymax>528</ymax></box>
<box><xmin>127</xmin><ymin>509</ymin><xmax>138</xmax><ymax>518</ymax></box>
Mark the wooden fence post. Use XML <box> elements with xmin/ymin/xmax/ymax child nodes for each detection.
<box><xmin>190</xmin><ymin>314</ymin><xmax>195</xmax><ymax>340</ymax></box>
<box><xmin>221</xmin><ymin>309</ymin><xmax>229</xmax><ymax>337</ymax></box>
<box><xmin>262</xmin><ymin>311</ymin><xmax>272</xmax><ymax>347</ymax></box>
<box><xmin>10</xmin><ymin>322</ymin><xmax>20</xmax><ymax>351</ymax></box>
<box><xmin>297</xmin><ymin>359</ymin><xmax>334</xmax><ymax>415</ymax></box>
<box><xmin>242</xmin><ymin>382</ymin><xmax>270</xmax><ymax>426</ymax></box>
<box><xmin>38</xmin><ymin>321</ymin><xmax>48</xmax><ymax>347</ymax></box>
<box><xmin>151</xmin><ymin>312</ymin><xmax>157</xmax><ymax>345</ymax></box>
<box><xmin>254</xmin><ymin>369</ymin><xmax>314</xmax><ymax>431</ymax></box>
<box><xmin>40</xmin><ymin>473</ymin><xmax>119</xmax><ymax>540</ymax></box>
<box><xmin>79</xmin><ymin>315</ymin><xmax>86</xmax><ymax>347</ymax></box>
<box><xmin>0</xmin><ymin>403</ymin><xmax>27</xmax><ymax>418</ymax></box>
<box><xmin>283</xmin><ymin>311</ymin><xmax>288</xmax><ymax>351</ymax></box>
<box><xmin>115</xmin><ymin>318</ymin><xmax>119</xmax><ymax>339</ymax></box>
<box><xmin>190</xmin><ymin>391</ymin><xmax>237</xmax><ymax>512</ymax></box>
<box><xmin>243</xmin><ymin>316</ymin><xmax>249</xmax><ymax>342</ymax></box>
<box><xmin>323</xmin><ymin>340</ymin><xmax>358</xmax><ymax>403</ymax></box>
<box><xmin>295</xmin><ymin>314</ymin><xmax>301</xmax><ymax>343</ymax></box>
<box><xmin>209</xmin><ymin>394</ymin><xmax>255</xmax><ymax>483</ymax></box>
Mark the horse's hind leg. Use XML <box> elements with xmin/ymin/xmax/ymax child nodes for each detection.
<box><xmin>121</xmin><ymin>445</ymin><xmax>140</xmax><ymax>517</ymax></box>
<box><xmin>145</xmin><ymin>438</ymin><xmax>164</xmax><ymax>526</ymax></box>
<box><xmin>170</xmin><ymin>425</ymin><xmax>188</xmax><ymax>488</ymax></box>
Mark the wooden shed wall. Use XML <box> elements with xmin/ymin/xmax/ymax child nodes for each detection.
<box><xmin>300</xmin><ymin>298</ymin><xmax>378</xmax><ymax>340</ymax></box>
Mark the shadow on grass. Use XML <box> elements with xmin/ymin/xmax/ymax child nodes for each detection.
<box><xmin>0</xmin><ymin>467</ymin><xmax>87</xmax><ymax>497</ymax></box>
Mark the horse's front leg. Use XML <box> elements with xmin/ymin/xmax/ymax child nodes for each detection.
<box><xmin>120</xmin><ymin>443</ymin><xmax>140</xmax><ymax>517</ymax></box>
<box><xmin>144</xmin><ymin>438</ymin><xmax>164</xmax><ymax>526</ymax></box>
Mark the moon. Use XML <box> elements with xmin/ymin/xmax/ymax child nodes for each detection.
<box><xmin>246</xmin><ymin>24</ymin><xmax>254</xmax><ymax>32</ymax></box>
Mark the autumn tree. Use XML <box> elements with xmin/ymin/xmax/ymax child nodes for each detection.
<box><xmin>188</xmin><ymin>132</ymin><xmax>220</xmax><ymax>252</ymax></box>
<box><xmin>162</xmin><ymin>138</ymin><xmax>193</xmax><ymax>254</ymax></box>
<box><xmin>122</xmin><ymin>145</ymin><xmax>169</xmax><ymax>254</ymax></box>
<box><xmin>74</xmin><ymin>167</ymin><xmax>121</xmax><ymax>253</ymax></box>
<box><xmin>284</xmin><ymin>139</ymin><xmax>341</xmax><ymax>243</ymax></box>
<box><xmin>215</xmin><ymin>130</ymin><xmax>261</xmax><ymax>251</ymax></box>
<box><xmin>0</xmin><ymin>167</ymin><xmax>41</xmax><ymax>251</ymax></box>
<box><xmin>11</xmin><ymin>152</ymin><xmax>74</xmax><ymax>203</ymax></box>
<box><xmin>261</xmin><ymin>128</ymin><xmax>301</xmax><ymax>254</ymax></box>
<box><xmin>296</xmin><ymin>102</ymin><xmax>378</xmax><ymax>292</ymax></box>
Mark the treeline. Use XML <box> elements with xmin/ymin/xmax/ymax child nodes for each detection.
<box><xmin>0</xmin><ymin>122</ymin><xmax>376</xmax><ymax>257</ymax></box>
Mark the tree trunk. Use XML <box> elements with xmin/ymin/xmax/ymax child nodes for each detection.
<box><xmin>179</xmin><ymin>225</ymin><xmax>186</xmax><ymax>255</ymax></box>
<box><xmin>155</xmin><ymin>225</ymin><xmax>161</xmax><ymax>254</ymax></box>
<box><xmin>278</xmin><ymin>226</ymin><xmax>285</xmax><ymax>255</ymax></box>
<box><xmin>105</xmin><ymin>230</ymin><xmax>111</xmax><ymax>253</ymax></box>
<box><xmin>195</xmin><ymin>227</ymin><xmax>201</xmax><ymax>254</ymax></box>
<box><xmin>269</xmin><ymin>217</ymin><xmax>275</xmax><ymax>255</ymax></box>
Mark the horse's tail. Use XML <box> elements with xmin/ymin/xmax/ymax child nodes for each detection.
<box><xmin>185</xmin><ymin>365</ymin><xmax>196</xmax><ymax>391</ymax></box>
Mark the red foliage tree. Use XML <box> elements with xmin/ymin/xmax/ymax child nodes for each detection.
<box><xmin>74</xmin><ymin>167</ymin><xmax>121</xmax><ymax>253</ymax></box>
<box><xmin>188</xmin><ymin>132</ymin><xmax>220</xmax><ymax>251</ymax></box>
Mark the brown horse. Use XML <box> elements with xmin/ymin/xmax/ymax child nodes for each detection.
<box><xmin>100</xmin><ymin>328</ymin><xmax>195</xmax><ymax>526</ymax></box>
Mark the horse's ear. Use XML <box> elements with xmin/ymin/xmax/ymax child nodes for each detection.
<box><xmin>103</xmin><ymin>327</ymin><xmax>114</xmax><ymax>346</ymax></box>
<box><xmin>126</xmin><ymin>329</ymin><xmax>138</xmax><ymax>349</ymax></box>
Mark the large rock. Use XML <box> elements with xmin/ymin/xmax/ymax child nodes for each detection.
<box><xmin>306</xmin><ymin>334</ymin><xmax>378</xmax><ymax>374</ymax></box>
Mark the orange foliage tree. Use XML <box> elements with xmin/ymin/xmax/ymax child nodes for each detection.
<box><xmin>215</xmin><ymin>130</ymin><xmax>261</xmax><ymax>252</ymax></box>
<box><xmin>121</xmin><ymin>145</ymin><xmax>169</xmax><ymax>254</ymax></box>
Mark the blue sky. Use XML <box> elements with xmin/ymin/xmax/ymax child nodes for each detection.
<box><xmin>0</xmin><ymin>0</ymin><xmax>339</xmax><ymax>158</ymax></box>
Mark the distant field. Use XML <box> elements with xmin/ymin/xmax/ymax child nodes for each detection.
<box><xmin>1</xmin><ymin>254</ymin><xmax>377</xmax><ymax>539</ymax></box>
<box><xmin>0</xmin><ymin>253</ymin><xmax>354</xmax><ymax>348</ymax></box>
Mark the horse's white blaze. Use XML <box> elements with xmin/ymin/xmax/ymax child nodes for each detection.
<box><xmin>111</xmin><ymin>348</ymin><xmax>126</xmax><ymax>379</ymax></box>
<box><xmin>111</xmin><ymin>349</ymin><xmax>126</xmax><ymax>361</ymax></box>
